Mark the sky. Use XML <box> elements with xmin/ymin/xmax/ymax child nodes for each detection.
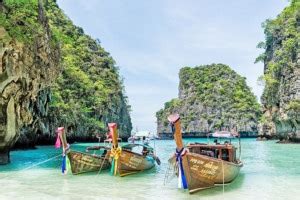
<box><xmin>57</xmin><ymin>0</ymin><xmax>289</xmax><ymax>134</ymax></box>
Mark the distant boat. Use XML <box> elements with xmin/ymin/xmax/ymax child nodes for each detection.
<box><xmin>109</xmin><ymin>123</ymin><xmax>160</xmax><ymax>177</ymax></box>
<box><xmin>56</xmin><ymin>127</ymin><xmax>110</xmax><ymax>175</ymax></box>
<box><xmin>167</xmin><ymin>114</ymin><xmax>243</xmax><ymax>194</ymax></box>
<box><xmin>128</xmin><ymin>130</ymin><xmax>158</xmax><ymax>142</ymax></box>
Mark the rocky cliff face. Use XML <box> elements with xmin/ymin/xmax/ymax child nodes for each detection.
<box><xmin>0</xmin><ymin>0</ymin><xmax>60</xmax><ymax>163</ymax></box>
<box><xmin>258</xmin><ymin>0</ymin><xmax>300</xmax><ymax>141</ymax></box>
<box><xmin>156</xmin><ymin>64</ymin><xmax>261</xmax><ymax>137</ymax></box>
<box><xmin>0</xmin><ymin>0</ymin><xmax>132</xmax><ymax>164</ymax></box>
<box><xmin>13</xmin><ymin>0</ymin><xmax>132</xmax><ymax>146</ymax></box>
<box><xmin>40</xmin><ymin>0</ymin><xmax>132</xmax><ymax>141</ymax></box>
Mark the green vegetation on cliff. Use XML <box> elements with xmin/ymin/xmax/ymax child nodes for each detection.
<box><xmin>44</xmin><ymin>1</ymin><xmax>132</xmax><ymax>138</ymax></box>
<box><xmin>1</xmin><ymin>0</ymin><xmax>132</xmax><ymax>144</ymax></box>
<box><xmin>0</xmin><ymin>0</ymin><xmax>38</xmax><ymax>42</ymax></box>
<box><xmin>257</xmin><ymin>0</ymin><xmax>299</xmax><ymax>108</ymax></box>
<box><xmin>157</xmin><ymin>64</ymin><xmax>261</xmax><ymax>134</ymax></box>
<box><xmin>257</xmin><ymin>0</ymin><xmax>299</xmax><ymax>139</ymax></box>
<box><xmin>0</xmin><ymin>0</ymin><xmax>60</xmax><ymax>156</ymax></box>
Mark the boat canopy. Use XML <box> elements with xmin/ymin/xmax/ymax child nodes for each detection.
<box><xmin>210</xmin><ymin>131</ymin><xmax>239</xmax><ymax>138</ymax></box>
<box><xmin>134</xmin><ymin>131</ymin><xmax>151</xmax><ymax>137</ymax></box>
<box><xmin>122</xmin><ymin>143</ymin><xmax>153</xmax><ymax>151</ymax></box>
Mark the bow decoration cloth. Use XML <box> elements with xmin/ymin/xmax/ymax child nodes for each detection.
<box><xmin>110</xmin><ymin>147</ymin><xmax>122</xmax><ymax>175</ymax></box>
<box><xmin>61</xmin><ymin>144</ymin><xmax>70</xmax><ymax>174</ymax></box>
<box><xmin>175</xmin><ymin>147</ymin><xmax>188</xmax><ymax>189</ymax></box>
<box><xmin>54</xmin><ymin>127</ymin><xmax>70</xmax><ymax>175</ymax></box>
<box><xmin>55</xmin><ymin>131</ymin><xmax>62</xmax><ymax>149</ymax></box>
<box><xmin>170</xmin><ymin>120</ymin><xmax>188</xmax><ymax>189</ymax></box>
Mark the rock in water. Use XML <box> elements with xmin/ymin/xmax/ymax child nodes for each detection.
<box><xmin>0</xmin><ymin>0</ymin><xmax>60</xmax><ymax>163</ymax></box>
<box><xmin>156</xmin><ymin>64</ymin><xmax>261</xmax><ymax>138</ymax></box>
<box><xmin>258</xmin><ymin>1</ymin><xmax>300</xmax><ymax>141</ymax></box>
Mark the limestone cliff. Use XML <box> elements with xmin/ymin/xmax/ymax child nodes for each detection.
<box><xmin>156</xmin><ymin>64</ymin><xmax>261</xmax><ymax>137</ymax></box>
<box><xmin>0</xmin><ymin>0</ymin><xmax>132</xmax><ymax>164</ymax></box>
<box><xmin>0</xmin><ymin>0</ymin><xmax>60</xmax><ymax>163</ymax></box>
<box><xmin>13</xmin><ymin>0</ymin><xmax>132</xmax><ymax>146</ymax></box>
<box><xmin>258</xmin><ymin>0</ymin><xmax>300</xmax><ymax>141</ymax></box>
<box><xmin>39</xmin><ymin>0</ymin><xmax>132</xmax><ymax>141</ymax></box>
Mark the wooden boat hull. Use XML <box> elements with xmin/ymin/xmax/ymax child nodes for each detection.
<box><xmin>170</xmin><ymin>152</ymin><xmax>242</xmax><ymax>192</ymax></box>
<box><xmin>186</xmin><ymin>153</ymin><xmax>242</xmax><ymax>184</ymax></box>
<box><xmin>67</xmin><ymin>150</ymin><xmax>110</xmax><ymax>175</ymax></box>
<box><xmin>166</xmin><ymin>114</ymin><xmax>243</xmax><ymax>194</ymax></box>
<box><xmin>118</xmin><ymin>150</ymin><xmax>155</xmax><ymax>177</ymax></box>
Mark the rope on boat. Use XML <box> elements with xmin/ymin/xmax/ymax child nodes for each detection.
<box><xmin>163</xmin><ymin>158</ymin><xmax>177</xmax><ymax>185</ymax></box>
<box><xmin>1</xmin><ymin>154</ymin><xmax>61</xmax><ymax>179</ymax></box>
<box><xmin>18</xmin><ymin>154</ymin><xmax>61</xmax><ymax>172</ymax></box>
<box><xmin>163</xmin><ymin>161</ymin><xmax>172</xmax><ymax>185</ymax></box>
<box><xmin>97</xmin><ymin>153</ymin><xmax>109</xmax><ymax>175</ymax></box>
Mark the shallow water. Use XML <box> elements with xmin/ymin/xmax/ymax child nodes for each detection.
<box><xmin>0</xmin><ymin>138</ymin><xmax>300</xmax><ymax>200</ymax></box>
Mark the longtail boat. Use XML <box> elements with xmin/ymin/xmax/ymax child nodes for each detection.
<box><xmin>167</xmin><ymin>114</ymin><xmax>243</xmax><ymax>194</ymax></box>
<box><xmin>56</xmin><ymin>127</ymin><xmax>110</xmax><ymax>175</ymax></box>
<box><xmin>109</xmin><ymin>123</ymin><xmax>160</xmax><ymax>177</ymax></box>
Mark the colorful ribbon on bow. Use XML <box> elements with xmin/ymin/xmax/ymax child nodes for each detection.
<box><xmin>54</xmin><ymin>128</ymin><xmax>70</xmax><ymax>175</ymax></box>
<box><xmin>62</xmin><ymin>155</ymin><xmax>67</xmax><ymax>174</ymax></box>
<box><xmin>55</xmin><ymin>131</ymin><xmax>62</xmax><ymax>149</ymax></box>
<box><xmin>176</xmin><ymin>147</ymin><xmax>188</xmax><ymax>189</ymax></box>
<box><xmin>61</xmin><ymin>144</ymin><xmax>70</xmax><ymax>174</ymax></box>
<box><xmin>110</xmin><ymin>147</ymin><xmax>122</xmax><ymax>175</ymax></box>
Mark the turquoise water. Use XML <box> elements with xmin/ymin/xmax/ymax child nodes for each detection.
<box><xmin>1</xmin><ymin>138</ymin><xmax>300</xmax><ymax>199</ymax></box>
